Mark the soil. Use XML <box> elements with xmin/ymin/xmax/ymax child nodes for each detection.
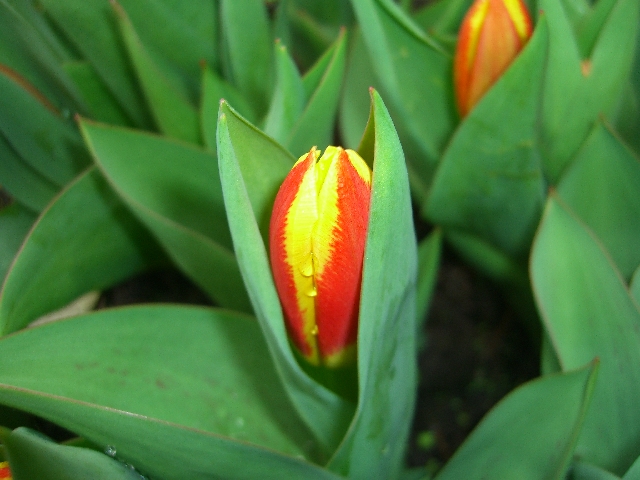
<box><xmin>407</xmin><ymin>245</ymin><xmax>539</xmax><ymax>474</ymax></box>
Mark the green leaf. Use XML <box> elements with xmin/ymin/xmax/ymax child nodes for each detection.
<box><xmin>339</xmin><ymin>28</ymin><xmax>432</xmax><ymax>204</ymax></box>
<box><xmin>531</xmin><ymin>194</ymin><xmax>640</xmax><ymax>474</ymax></box>
<box><xmin>0</xmin><ymin>306</ymin><xmax>342</xmax><ymax>479</ymax></box>
<box><xmin>557</xmin><ymin>123</ymin><xmax>640</xmax><ymax>281</ymax></box>
<box><xmin>0</xmin><ymin>204</ymin><xmax>36</xmax><ymax>281</ymax></box>
<box><xmin>5</xmin><ymin>427</ymin><xmax>142</xmax><ymax>480</ymax></box>
<box><xmin>0</xmin><ymin>133</ymin><xmax>58</xmax><ymax>212</ymax></box>
<box><xmin>217</xmin><ymin>102</ymin><xmax>295</xmax><ymax>236</ymax></box>
<box><xmin>630</xmin><ymin>265</ymin><xmax>640</xmax><ymax>305</ymax></box>
<box><xmin>328</xmin><ymin>90</ymin><xmax>418</xmax><ymax>479</ymax></box>
<box><xmin>220</xmin><ymin>0</ymin><xmax>273</xmax><ymax>116</ymax></box>
<box><xmin>113</xmin><ymin>1</ymin><xmax>200</xmax><ymax>144</ymax></box>
<box><xmin>80</xmin><ymin>120</ymin><xmax>251</xmax><ymax>313</ymax></box>
<box><xmin>413</xmin><ymin>0</ymin><xmax>474</xmax><ymax>39</ymax></box>
<box><xmin>0</xmin><ymin>67</ymin><xmax>91</xmax><ymax>187</ymax></box>
<box><xmin>200</xmin><ymin>65</ymin><xmax>257</xmax><ymax>152</ymax></box>
<box><xmin>416</xmin><ymin>229</ymin><xmax>442</xmax><ymax>326</ymax></box>
<box><xmin>436</xmin><ymin>363</ymin><xmax>599</xmax><ymax>480</ymax></box>
<box><xmin>571</xmin><ymin>461</ymin><xmax>622</xmax><ymax>480</ymax></box>
<box><xmin>540</xmin><ymin>0</ymin><xmax>639</xmax><ymax>183</ymax></box>
<box><xmin>217</xmin><ymin>101</ymin><xmax>354</xmax><ymax>454</ymax></box>
<box><xmin>63</xmin><ymin>61</ymin><xmax>132</xmax><ymax>127</ymax></box>
<box><xmin>426</xmin><ymin>17</ymin><xmax>548</xmax><ymax>257</ymax></box>
<box><xmin>0</xmin><ymin>0</ymin><xmax>85</xmax><ymax>112</ymax></box>
<box><xmin>349</xmin><ymin>0</ymin><xmax>456</xmax><ymax>175</ymax></box>
<box><xmin>263</xmin><ymin>41</ymin><xmax>306</xmax><ymax>147</ymax></box>
<box><xmin>38</xmin><ymin>0</ymin><xmax>152</xmax><ymax>128</ymax></box>
<box><xmin>0</xmin><ymin>168</ymin><xmax>164</xmax><ymax>334</ymax></box>
<box><xmin>624</xmin><ymin>454</ymin><xmax>640</xmax><ymax>479</ymax></box>
<box><xmin>286</xmin><ymin>29</ymin><xmax>347</xmax><ymax>157</ymax></box>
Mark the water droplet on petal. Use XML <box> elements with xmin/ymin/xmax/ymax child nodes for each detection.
<box><xmin>105</xmin><ymin>445</ymin><xmax>117</xmax><ymax>457</ymax></box>
<box><xmin>311</xmin><ymin>325</ymin><xmax>319</xmax><ymax>336</ymax></box>
<box><xmin>300</xmin><ymin>257</ymin><xmax>314</xmax><ymax>277</ymax></box>
<box><xmin>306</xmin><ymin>287</ymin><xmax>317</xmax><ymax>297</ymax></box>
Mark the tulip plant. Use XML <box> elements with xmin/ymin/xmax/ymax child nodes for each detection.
<box><xmin>0</xmin><ymin>0</ymin><xmax>639</xmax><ymax>479</ymax></box>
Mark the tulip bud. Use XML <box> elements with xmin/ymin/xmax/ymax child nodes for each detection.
<box><xmin>269</xmin><ymin>146</ymin><xmax>372</xmax><ymax>368</ymax></box>
<box><xmin>454</xmin><ymin>0</ymin><xmax>533</xmax><ymax>117</ymax></box>
<box><xmin>0</xmin><ymin>461</ymin><xmax>11</xmax><ymax>480</ymax></box>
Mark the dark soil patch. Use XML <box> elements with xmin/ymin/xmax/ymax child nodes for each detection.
<box><xmin>407</xmin><ymin>246</ymin><xmax>539</xmax><ymax>474</ymax></box>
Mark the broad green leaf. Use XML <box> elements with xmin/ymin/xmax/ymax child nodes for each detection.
<box><xmin>571</xmin><ymin>461</ymin><xmax>622</xmax><ymax>480</ymax></box>
<box><xmin>0</xmin><ymin>306</ymin><xmax>342</xmax><ymax>479</ymax></box>
<box><xmin>416</xmin><ymin>229</ymin><xmax>442</xmax><ymax>326</ymax></box>
<box><xmin>630</xmin><ymin>266</ymin><xmax>640</xmax><ymax>305</ymax></box>
<box><xmin>624</xmin><ymin>455</ymin><xmax>640</xmax><ymax>480</ymax></box>
<box><xmin>426</xmin><ymin>18</ymin><xmax>548</xmax><ymax>257</ymax></box>
<box><xmin>220</xmin><ymin>0</ymin><xmax>273</xmax><ymax>116</ymax></box>
<box><xmin>0</xmin><ymin>168</ymin><xmax>164</xmax><ymax>334</ymax></box>
<box><xmin>217</xmin><ymin>101</ymin><xmax>354</xmax><ymax>454</ymax></box>
<box><xmin>436</xmin><ymin>363</ymin><xmax>598</xmax><ymax>480</ymax></box>
<box><xmin>0</xmin><ymin>204</ymin><xmax>36</xmax><ymax>280</ymax></box>
<box><xmin>113</xmin><ymin>2</ymin><xmax>199</xmax><ymax>144</ymax></box>
<box><xmin>63</xmin><ymin>61</ymin><xmax>131</xmax><ymax>127</ymax></box>
<box><xmin>108</xmin><ymin>0</ymin><xmax>218</xmax><ymax>100</ymax></box>
<box><xmin>200</xmin><ymin>65</ymin><xmax>257</xmax><ymax>152</ymax></box>
<box><xmin>0</xmin><ymin>133</ymin><xmax>58</xmax><ymax>212</ymax></box>
<box><xmin>0</xmin><ymin>0</ymin><xmax>85</xmax><ymax>112</ymax></box>
<box><xmin>574</xmin><ymin>0</ymin><xmax>617</xmax><ymax>57</ymax></box>
<box><xmin>286</xmin><ymin>29</ymin><xmax>347</xmax><ymax>157</ymax></box>
<box><xmin>339</xmin><ymin>30</ymin><xmax>377</xmax><ymax>151</ymax></box>
<box><xmin>5</xmin><ymin>428</ymin><xmax>142</xmax><ymax>480</ymax></box>
<box><xmin>328</xmin><ymin>90</ymin><xmax>418</xmax><ymax>479</ymax></box>
<box><xmin>339</xmin><ymin>29</ymin><xmax>431</xmax><ymax>204</ymax></box>
<box><xmin>349</xmin><ymin>0</ymin><xmax>456</xmax><ymax>175</ymax></box>
<box><xmin>557</xmin><ymin>123</ymin><xmax>640</xmax><ymax>281</ymax></box>
<box><xmin>218</xmin><ymin>102</ymin><xmax>294</xmax><ymax>236</ymax></box>
<box><xmin>540</xmin><ymin>0</ymin><xmax>639</xmax><ymax>183</ymax></box>
<box><xmin>531</xmin><ymin>195</ymin><xmax>640</xmax><ymax>474</ymax></box>
<box><xmin>38</xmin><ymin>0</ymin><xmax>152</xmax><ymax>128</ymax></box>
<box><xmin>0</xmin><ymin>67</ymin><xmax>90</xmax><ymax>187</ymax></box>
<box><xmin>80</xmin><ymin>120</ymin><xmax>251</xmax><ymax>313</ymax></box>
<box><xmin>263</xmin><ymin>41</ymin><xmax>306</xmax><ymax>147</ymax></box>
<box><xmin>413</xmin><ymin>0</ymin><xmax>474</xmax><ymax>40</ymax></box>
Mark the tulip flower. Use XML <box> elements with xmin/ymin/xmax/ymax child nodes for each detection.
<box><xmin>269</xmin><ymin>146</ymin><xmax>372</xmax><ymax>368</ymax></box>
<box><xmin>0</xmin><ymin>462</ymin><xmax>11</xmax><ymax>480</ymax></box>
<box><xmin>454</xmin><ymin>0</ymin><xmax>533</xmax><ymax>117</ymax></box>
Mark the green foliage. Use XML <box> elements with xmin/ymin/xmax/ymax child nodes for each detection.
<box><xmin>1</xmin><ymin>0</ymin><xmax>639</xmax><ymax>477</ymax></box>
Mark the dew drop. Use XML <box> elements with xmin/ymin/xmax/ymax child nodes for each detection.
<box><xmin>305</xmin><ymin>287</ymin><xmax>317</xmax><ymax>297</ymax></box>
<box><xmin>104</xmin><ymin>445</ymin><xmax>117</xmax><ymax>457</ymax></box>
<box><xmin>311</xmin><ymin>325</ymin><xmax>319</xmax><ymax>336</ymax></box>
<box><xmin>299</xmin><ymin>257</ymin><xmax>314</xmax><ymax>277</ymax></box>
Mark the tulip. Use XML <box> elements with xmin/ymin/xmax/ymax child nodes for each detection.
<box><xmin>0</xmin><ymin>462</ymin><xmax>11</xmax><ymax>480</ymax></box>
<box><xmin>269</xmin><ymin>146</ymin><xmax>372</xmax><ymax>368</ymax></box>
<box><xmin>454</xmin><ymin>0</ymin><xmax>533</xmax><ymax>117</ymax></box>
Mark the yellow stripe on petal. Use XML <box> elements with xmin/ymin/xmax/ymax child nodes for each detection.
<box><xmin>503</xmin><ymin>0</ymin><xmax>533</xmax><ymax>41</ymax></box>
<box><xmin>283</xmin><ymin>149</ymin><xmax>321</xmax><ymax>364</ymax></box>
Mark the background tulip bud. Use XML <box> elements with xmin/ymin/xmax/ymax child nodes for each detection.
<box><xmin>269</xmin><ymin>146</ymin><xmax>372</xmax><ymax>368</ymax></box>
<box><xmin>454</xmin><ymin>0</ymin><xmax>533</xmax><ymax>117</ymax></box>
<box><xmin>0</xmin><ymin>462</ymin><xmax>11</xmax><ymax>479</ymax></box>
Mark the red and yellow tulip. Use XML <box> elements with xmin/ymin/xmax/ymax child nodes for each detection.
<box><xmin>0</xmin><ymin>461</ymin><xmax>11</xmax><ymax>479</ymax></box>
<box><xmin>454</xmin><ymin>0</ymin><xmax>533</xmax><ymax>117</ymax></box>
<box><xmin>269</xmin><ymin>146</ymin><xmax>372</xmax><ymax>368</ymax></box>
